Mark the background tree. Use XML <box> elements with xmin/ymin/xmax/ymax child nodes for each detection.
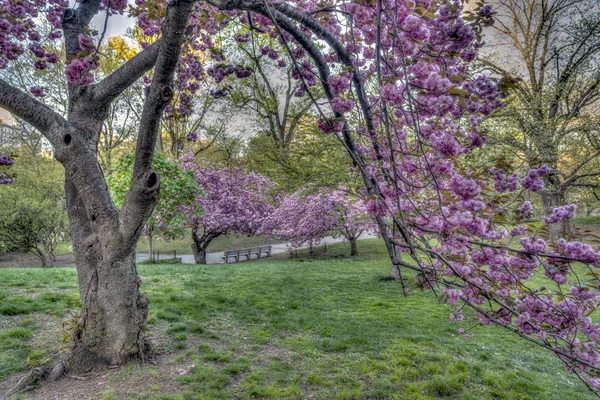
<box><xmin>0</xmin><ymin>154</ymin><xmax>67</xmax><ymax>266</ymax></box>
<box><xmin>181</xmin><ymin>158</ymin><xmax>275</xmax><ymax>263</ymax></box>
<box><xmin>108</xmin><ymin>152</ymin><xmax>199</xmax><ymax>259</ymax></box>
<box><xmin>260</xmin><ymin>189</ymin><xmax>338</xmax><ymax>254</ymax></box>
<box><xmin>245</xmin><ymin>116</ymin><xmax>356</xmax><ymax>193</ymax></box>
<box><xmin>480</xmin><ymin>0</ymin><xmax>600</xmax><ymax>239</ymax></box>
<box><xmin>227</xmin><ymin>37</ymin><xmax>315</xmax><ymax>150</ymax></box>
<box><xmin>329</xmin><ymin>190</ymin><xmax>377</xmax><ymax>256</ymax></box>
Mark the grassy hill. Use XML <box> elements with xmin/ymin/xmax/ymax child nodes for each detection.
<box><xmin>0</xmin><ymin>239</ymin><xmax>594</xmax><ymax>399</ymax></box>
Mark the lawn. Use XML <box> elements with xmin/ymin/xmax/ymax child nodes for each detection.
<box><xmin>0</xmin><ymin>239</ymin><xmax>595</xmax><ymax>399</ymax></box>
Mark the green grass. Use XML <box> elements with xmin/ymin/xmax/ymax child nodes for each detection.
<box><xmin>573</xmin><ymin>216</ymin><xmax>600</xmax><ymax>232</ymax></box>
<box><xmin>0</xmin><ymin>239</ymin><xmax>596</xmax><ymax>399</ymax></box>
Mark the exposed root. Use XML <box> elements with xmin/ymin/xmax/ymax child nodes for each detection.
<box><xmin>2</xmin><ymin>367</ymin><xmax>46</xmax><ymax>400</ymax></box>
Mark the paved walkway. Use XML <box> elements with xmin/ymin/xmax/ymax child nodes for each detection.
<box><xmin>136</xmin><ymin>233</ymin><xmax>377</xmax><ymax>265</ymax></box>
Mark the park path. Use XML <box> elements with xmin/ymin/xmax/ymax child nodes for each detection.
<box><xmin>135</xmin><ymin>233</ymin><xmax>377</xmax><ymax>265</ymax></box>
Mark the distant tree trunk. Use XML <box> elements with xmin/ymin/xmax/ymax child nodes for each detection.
<box><xmin>31</xmin><ymin>248</ymin><xmax>49</xmax><ymax>268</ymax></box>
<box><xmin>309</xmin><ymin>241</ymin><xmax>315</xmax><ymax>255</ymax></box>
<box><xmin>540</xmin><ymin>190</ymin><xmax>570</xmax><ymax>241</ymax></box>
<box><xmin>349</xmin><ymin>237</ymin><xmax>358</xmax><ymax>256</ymax></box>
<box><xmin>148</xmin><ymin>235</ymin><xmax>153</xmax><ymax>260</ymax></box>
<box><xmin>191</xmin><ymin>225</ymin><xmax>220</xmax><ymax>264</ymax></box>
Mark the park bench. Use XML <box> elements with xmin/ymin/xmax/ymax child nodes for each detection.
<box><xmin>250</xmin><ymin>247</ymin><xmax>261</xmax><ymax>259</ymax></box>
<box><xmin>259</xmin><ymin>245</ymin><xmax>272</xmax><ymax>257</ymax></box>
<box><xmin>222</xmin><ymin>250</ymin><xmax>239</xmax><ymax>264</ymax></box>
<box><xmin>221</xmin><ymin>245</ymin><xmax>273</xmax><ymax>263</ymax></box>
<box><xmin>238</xmin><ymin>248</ymin><xmax>251</xmax><ymax>261</ymax></box>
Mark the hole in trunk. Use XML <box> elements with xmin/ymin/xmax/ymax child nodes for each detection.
<box><xmin>64</xmin><ymin>134</ymin><xmax>72</xmax><ymax>145</ymax></box>
<box><xmin>147</xmin><ymin>171</ymin><xmax>158</xmax><ymax>188</ymax></box>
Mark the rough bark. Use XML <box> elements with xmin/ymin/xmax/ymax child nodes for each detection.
<box><xmin>0</xmin><ymin>0</ymin><xmax>195</xmax><ymax>374</ymax></box>
<box><xmin>191</xmin><ymin>227</ymin><xmax>220</xmax><ymax>264</ymax></box>
<box><xmin>349</xmin><ymin>238</ymin><xmax>358</xmax><ymax>256</ymax></box>
<box><xmin>191</xmin><ymin>241</ymin><xmax>208</xmax><ymax>264</ymax></box>
<box><xmin>541</xmin><ymin>190</ymin><xmax>571</xmax><ymax>241</ymax></box>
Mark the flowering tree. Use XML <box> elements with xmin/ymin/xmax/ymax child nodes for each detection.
<box><xmin>3</xmin><ymin>0</ymin><xmax>600</xmax><ymax>392</ymax></box>
<box><xmin>0</xmin><ymin>154</ymin><xmax>15</xmax><ymax>184</ymax></box>
<box><xmin>330</xmin><ymin>190</ymin><xmax>377</xmax><ymax>256</ymax></box>
<box><xmin>260</xmin><ymin>189</ymin><xmax>338</xmax><ymax>254</ymax></box>
<box><xmin>181</xmin><ymin>157</ymin><xmax>274</xmax><ymax>263</ymax></box>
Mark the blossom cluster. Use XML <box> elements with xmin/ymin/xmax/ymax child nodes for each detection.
<box><xmin>0</xmin><ymin>155</ymin><xmax>14</xmax><ymax>184</ymax></box>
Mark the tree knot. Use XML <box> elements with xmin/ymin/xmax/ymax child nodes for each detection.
<box><xmin>160</xmin><ymin>86</ymin><xmax>174</xmax><ymax>102</ymax></box>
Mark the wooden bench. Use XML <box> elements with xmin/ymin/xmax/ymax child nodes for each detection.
<box><xmin>221</xmin><ymin>245</ymin><xmax>273</xmax><ymax>263</ymax></box>
<box><xmin>259</xmin><ymin>245</ymin><xmax>272</xmax><ymax>257</ymax></box>
<box><xmin>238</xmin><ymin>248</ymin><xmax>251</xmax><ymax>261</ymax></box>
<box><xmin>222</xmin><ymin>250</ymin><xmax>239</xmax><ymax>264</ymax></box>
<box><xmin>250</xmin><ymin>247</ymin><xmax>261</xmax><ymax>259</ymax></box>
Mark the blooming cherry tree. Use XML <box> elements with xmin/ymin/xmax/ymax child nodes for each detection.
<box><xmin>329</xmin><ymin>190</ymin><xmax>378</xmax><ymax>256</ymax></box>
<box><xmin>261</xmin><ymin>189</ymin><xmax>338</xmax><ymax>254</ymax></box>
<box><xmin>3</xmin><ymin>0</ymin><xmax>600</xmax><ymax>391</ymax></box>
<box><xmin>181</xmin><ymin>157</ymin><xmax>275</xmax><ymax>264</ymax></box>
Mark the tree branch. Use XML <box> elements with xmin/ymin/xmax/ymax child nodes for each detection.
<box><xmin>0</xmin><ymin>78</ymin><xmax>66</xmax><ymax>144</ymax></box>
<box><xmin>119</xmin><ymin>0</ymin><xmax>195</xmax><ymax>243</ymax></box>
<box><xmin>93</xmin><ymin>40</ymin><xmax>162</xmax><ymax>106</ymax></box>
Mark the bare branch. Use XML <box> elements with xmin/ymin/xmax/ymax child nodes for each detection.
<box><xmin>119</xmin><ymin>0</ymin><xmax>195</xmax><ymax>243</ymax></box>
<box><xmin>93</xmin><ymin>40</ymin><xmax>162</xmax><ymax>106</ymax></box>
<box><xmin>0</xmin><ymin>78</ymin><xmax>66</xmax><ymax>143</ymax></box>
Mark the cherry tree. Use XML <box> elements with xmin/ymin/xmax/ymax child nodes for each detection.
<box><xmin>260</xmin><ymin>189</ymin><xmax>338</xmax><ymax>254</ymax></box>
<box><xmin>180</xmin><ymin>157</ymin><xmax>275</xmax><ymax>263</ymax></box>
<box><xmin>330</xmin><ymin>190</ymin><xmax>377</xmax><ymax>256</ymax></box>
<box><xmin>0</xmin><ymin>154</ymin><xmax>15</xmax><ymax>184</ymax></box>
<box><xmin>0</xmin><ymin>0</ymin><xmax>206</xmax><ymax>372</ymax></box>
<box><xmin>3</xmin><ymin>0</ymin><xmax>600</xmax><ymax>392</ymax></box>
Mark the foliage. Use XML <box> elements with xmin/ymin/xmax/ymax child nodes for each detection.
<box><xmin>108</xmin><ymin>151</ymin><xmax>199</xmax><ymax>244</ymax></box>
<box><xmin>244</xmin><ymin>122</ymin><xmax>356</xmax><ymax>193</ymax></box>
<box><xmin>260</xmin><ymin>189</ymin><xmax>339</xmax><ymax>251</ymax></box>
<box><xmin>0</xmin><ymin>155</ymin><xmax>67</xmax><ymax>265</ymax></box>
<box><xmin>329</xmin><ymin>189</ymin><xmax>378</xmax><ymax>241</ymax></box>
<box><xmin>180</xmin><ymin>156</ymin><xmax>275</xmax><ymax>262</ymax></box>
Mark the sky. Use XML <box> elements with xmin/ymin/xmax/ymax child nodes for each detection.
<box><xmin>90</xmin><ymin>12</ymin><xmax>134</xmax><ymax>38</ymax></box>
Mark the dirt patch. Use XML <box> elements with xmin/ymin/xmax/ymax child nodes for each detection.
<box><xmin>0</xmin><ymin>253</ymin><xmax>75</xmax><ymax>269</ymax></box>
<box><xmin>0</xmin><ymin>317</ymin><xmax>198</xmax><ymax>400</ymax></box>
<box><xmin>15</xmin><ymin>352</ymin><xmax>192</xmax><ymax>400</ymax></box>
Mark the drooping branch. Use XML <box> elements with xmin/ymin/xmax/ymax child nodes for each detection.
<box><xmin>93</xmin><ymin>40</ymin><xmax>162</xmax><ymax>106</ymax></box>
<box><xmin>119</xmin><ymin>0</ymin><xmax>196</xmax><ymax>243</ymax></box>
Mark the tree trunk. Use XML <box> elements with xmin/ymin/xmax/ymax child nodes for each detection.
<box><xmin>349</xmin><ymin>238</ymin><xmax>358</xmax><ymax>256</ymax></box>
<box><xmin>540</xmin><ymin>190</ymin><xmax>570</xmax><ymax>241</ymax></box>
<box><xmin>64</xmin><ymin>179</ymin><xmax>149</xmax><ymax>373</ymax></box>
<box><xmin>68</xmin><ymin>253</ymin><xmax>149</xmax><ymax>372</ymax></box>
<box><xmin>148</xmin><ymin>235</ymin><xmax>153</xmax><ymax>261</ymax></box>
<box><xmin>191</xmin><ymin>227</ymin><xmax>219</xmax><ymax>264</ymax></box>
<box><xmin>191</xmin><ymin>241</ymin><xmax>207</xmax><ymax>264</ymax></box>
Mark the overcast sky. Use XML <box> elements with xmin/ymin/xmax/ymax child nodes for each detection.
<box><xmin>90</xmin><ymin>10</ymin><xmax>134</xmax><ymax>38</ymax></box>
